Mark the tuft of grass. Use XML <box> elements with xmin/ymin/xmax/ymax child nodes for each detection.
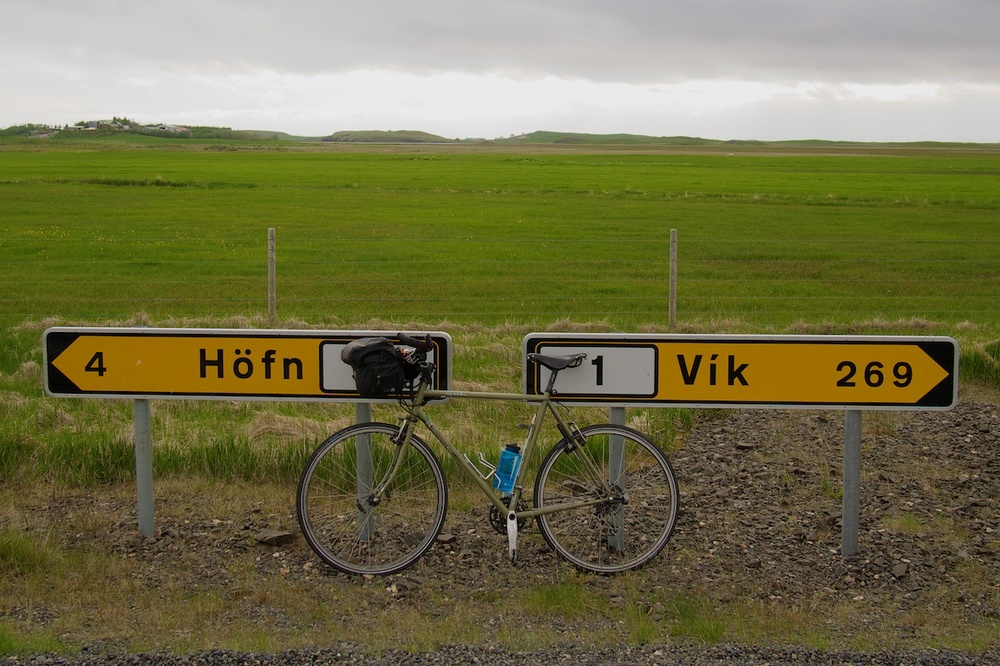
<box><xmin>623</xmin><ymin>602</ymin><xmax>662</xmax><ymax>643</ymax></box>
<box><xmin>41</xmin><ymin>432</ymin><xmax>135</xmax><ymax>486</ymax></box>
<box><xmin>170</xmin><ymin>434</ymin><xmax>316</xmax><ymax>483</ymax></box>
<box><xmin>665</xmin><ymin>595</ymin><xmax>727</xmax><ymax>644</ymax></box>
<box><xmin>0</xmin><ymin>429</ymin><xmax>38</xmax><ymax>481</ymax></box>
<box><xmin>881</xmin><ymin>510</ymin><xmax>926</xmax><ymax>535</ymax></box>
<box><xmin>864</xmin><ymin>411</ymin><xmax>899</xmax><ymax>437</ymax></box>
<box><xmin>729</xmin><ymin>601</ymin><xmax>834</xmax><ymax>650</ymax></box>
<box><xmin>0</xmin><ymin>622</ymin><xmax>65</xmax><ymax>656</ymax></box>
<box><xmin>820</xmin><ymin>474</ymin><xmax>843</xmax><ymax>501</ymax></box>
<box><xmin>0</xmin><ymin>529</ymin><xmax>54</xmax><ymax>576</ymax></box>
<box><xmin>962</xmin><ymin>341</ymin><xmax>1000</xmax><ymax>391</ymax></box>
<box><xmin>522</xmin><ymin>580</ymin><xmax>609</xmax><ymax>619</ymax></box>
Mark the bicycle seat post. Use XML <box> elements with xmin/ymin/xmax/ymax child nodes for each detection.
<box><xmin>544</xmin><ymin>369</ymin><xmax>558</xmax><ymax>394</ymax></box>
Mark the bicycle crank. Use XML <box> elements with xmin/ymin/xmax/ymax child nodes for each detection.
<box><xmin>489</xmin><ymin>496</ymin><xmax>528</xmax><ymax>534</ymax></box>
<box><xmin>507</xmin><ymin>510</ymin><xmax>518</xmax><ymax>565</ymax></box>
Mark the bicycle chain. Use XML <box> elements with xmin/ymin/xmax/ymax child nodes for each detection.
<box><xmin>488</xmin><ymin>496</ymin><xmax>529</xmax><ymax>534</ymax></box>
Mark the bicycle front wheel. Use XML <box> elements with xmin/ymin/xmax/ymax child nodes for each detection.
<box><xmin>534</xmin><ymin>424</ymin><xmax>679</xmax><ymax>574</ymax></box>
<box><xmin>297</xmin><ymin>422</ymin><xmax>447</xmax><ymax>575</ymax></box>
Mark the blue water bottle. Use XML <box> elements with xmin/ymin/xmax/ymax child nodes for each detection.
<box><xmin>493</xmin><ymin>444</ymin><xmax>522</xmax><ymax>495</ymax></box>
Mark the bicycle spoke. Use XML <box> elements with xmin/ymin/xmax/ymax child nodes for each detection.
<box><xmin>534</xmin><ymin>424</ymin><xmax>678</xmax><ymax>574</ymax></box>
<box><xmin>297</xmin><ymin>423</ymin><xmax>447</xmax><ymax>575</ymax></box>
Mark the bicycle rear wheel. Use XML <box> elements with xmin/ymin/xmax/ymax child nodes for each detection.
<box><xmin>297</xmin><ymin>422</ymin><xmax>447</xmax><ymax>575</ymax></box>
<box><xmin>534</xmin><ymin>424</ymin><xmax>679</xmax><ymax>574</ymax></box>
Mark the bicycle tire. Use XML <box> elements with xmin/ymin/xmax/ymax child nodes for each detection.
<box><xmin>534</xmin><ymin>424</ymin><xmax>679</xmax><ymax>574</ymax></box>
<box><xmin>297</xmin><ymin>422</ymin><xmax>448</xmax><ymax>575</ymax></box>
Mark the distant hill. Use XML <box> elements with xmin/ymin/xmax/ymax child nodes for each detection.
<box><xmin>503</xmin><ymin>131</ymin><xmax>729</xmax><ymax>146</ymax></box>
<box><xmin>187</xmin><ymin>128</ymin><xmax>304</xmax><ymax>140</ymax></box>
<box><xmin>322</xmin><ymin>130</ymin><xmax>455</xmax><ymax>143</ymax></box>
<box><xmin>489</xmin><ymin>131</ymin><xmax>999</xmax><ymax>151</ymax></box>
<box><xmin>5</xmin><ymin>122</ymin><xmax>996</xmax><ymax>150</ymax></box>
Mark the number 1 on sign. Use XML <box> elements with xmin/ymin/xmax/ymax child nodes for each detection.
<box><xmin>591</xmin><ymin>355</ymin><xmax>603</xmax><ymax>386</ymax></box>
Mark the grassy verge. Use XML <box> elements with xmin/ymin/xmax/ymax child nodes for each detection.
<box><xmin>2</xmin><ymin>475</ymin><xmax>997</xmax><ymax>656</ymax></box>
<box><xmin>5</xmin><ymin>318</ymin><xmax>997</xmax><ymax>487</ymax></box>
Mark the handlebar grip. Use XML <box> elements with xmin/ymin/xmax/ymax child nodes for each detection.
<box><xmin>396</xmin><ymin>332</ymin><xmax>433</xmax><ymax>351</ymax></box>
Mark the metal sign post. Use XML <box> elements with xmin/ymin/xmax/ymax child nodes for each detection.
<box><xmin>842</xmin><ymin>410</ymin><xmax>863</xmax><ymax>556</ymax></box>
<box><xmin>133</xmin><ymin>399</ymin><xmax>154</xmax><ymax>538</ymax></box>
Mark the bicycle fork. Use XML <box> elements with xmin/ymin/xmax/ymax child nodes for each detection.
<box><xmin>356</xmin><ymin>417</ymin><xmax>417</xmax><ymax>538</ymax></box>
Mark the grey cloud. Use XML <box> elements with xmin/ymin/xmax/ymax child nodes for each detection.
<box><xmin>5</xmin><ymin>0</ymin><xmax>999</xmax><ymax>83</ymax></box>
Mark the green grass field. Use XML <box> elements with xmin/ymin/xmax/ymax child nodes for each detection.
<box><xmin>2</xmin><ymin>138</ymin><xmax>998</xmax><ymax>330</ymax></box>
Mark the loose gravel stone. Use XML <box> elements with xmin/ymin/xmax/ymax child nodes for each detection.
<box><xmin>2</xmin><ymin>644</ymin><xmax>998</xmax><ymax>666</ymax></box>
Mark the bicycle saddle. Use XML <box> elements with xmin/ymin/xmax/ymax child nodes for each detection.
<box><xmin>527</xmin><ymin>352</ymin><xmax>587</xmax><ymax>371</ymax></box>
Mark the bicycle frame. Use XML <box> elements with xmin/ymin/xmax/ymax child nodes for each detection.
<box><xmin>372</xmin><ymin>381</ymin><xmax>615</xmax><ymax>523</ymax></box>
<box><xmin>298</xmin><ymin>345</ymin><xmax>678</xmax><ymax>575</ymax></box>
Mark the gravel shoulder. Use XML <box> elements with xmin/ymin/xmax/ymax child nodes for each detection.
<box><xmin>3</xmin><ymin>398</ymin><xmax>999</xmax><ymax>664</ymax></box>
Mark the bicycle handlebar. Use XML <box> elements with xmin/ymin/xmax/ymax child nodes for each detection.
<box><xmin>397</xmin><ymin>332</ymin><xmax>433</xmax><ymax>352</ymax></box>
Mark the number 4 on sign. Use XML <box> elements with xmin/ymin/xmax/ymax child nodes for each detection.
<box><xmin>85</xmin><ymin>352</ymin><xmax>107</xmax><ymax>377</ymax></box>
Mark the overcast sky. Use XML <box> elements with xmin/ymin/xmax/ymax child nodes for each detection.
<box><xmin>4</xmin><ymin>0</ymin><xmax>999</xmax><ymax>142</ymax></box>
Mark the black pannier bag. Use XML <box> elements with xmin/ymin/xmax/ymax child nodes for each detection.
<box><xmin>341</xmin><ymin>337</ymin><xmax>407</xmax><ymax>398</ymax></box>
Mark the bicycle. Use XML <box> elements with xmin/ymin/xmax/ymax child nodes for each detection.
<box><xmin>296</xmin><ymin>333</ymin><xmax>679</xmax><ymax>576</ymax></box>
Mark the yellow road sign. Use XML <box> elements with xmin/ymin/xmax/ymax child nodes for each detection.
<box><xmin>524</xmin><ymin>334</ymin><xmax>958</xmax><ymax>409</ymax></box>
<box><xmin>44</xmin><ymin>328</ymin><xmax>451</xmax><ymax>400</ymax></box>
